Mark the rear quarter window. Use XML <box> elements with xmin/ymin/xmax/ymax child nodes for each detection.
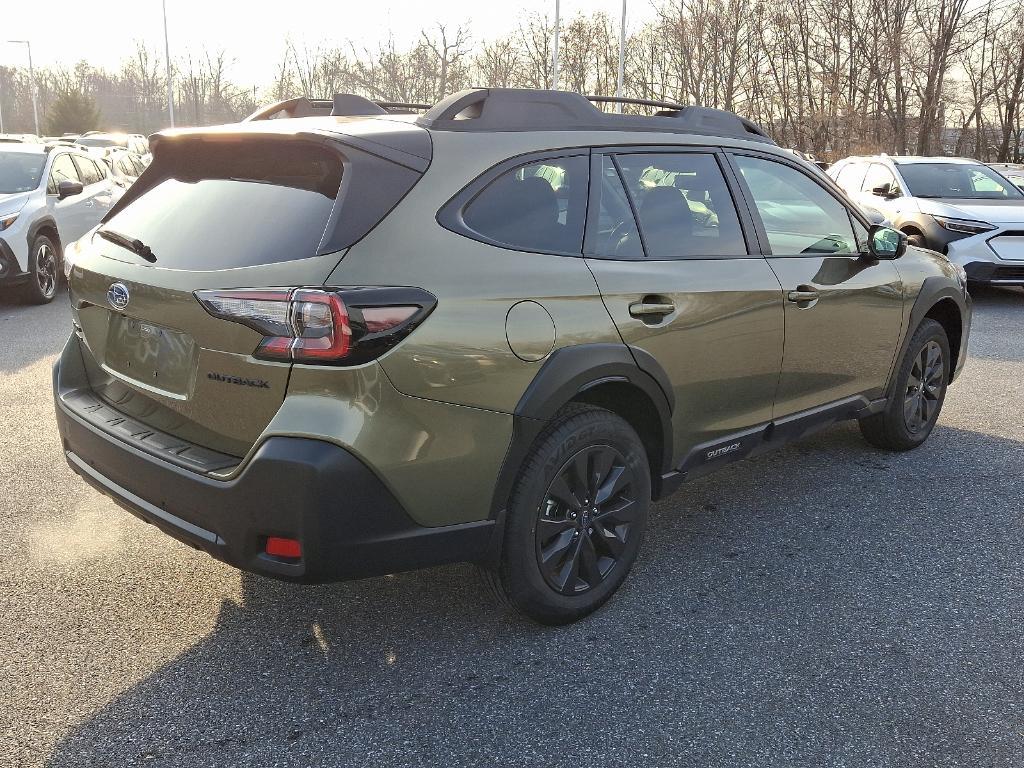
<box><xmin>457</xmin><ymin>154</ymin><xmax>589</xmax><ymax>255</ymax></box>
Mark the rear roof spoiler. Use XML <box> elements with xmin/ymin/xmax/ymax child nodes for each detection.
<box><xmin>244</xmin><ymin>95</ymin><xmax>431</xmax><ymax>122</ymax></box>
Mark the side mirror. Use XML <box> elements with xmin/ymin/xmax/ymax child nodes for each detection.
<box><xmin>868</xmin><ymin>225</ymin><xmax>907</xmax><ymax>260</ymax></box>
<box><xmin>57</xmin><ymin>179</ymin><xmax>84</xmax><ymax>200</ymax></box>
<box><xmin>871</xmin><ymin>183</ymin><xmax>900</xmax><ymax>199</ymax></box>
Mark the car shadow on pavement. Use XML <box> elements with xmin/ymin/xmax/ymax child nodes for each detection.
<box><xmin>43</xmin><ymin>421</ymin><xmax>1024</xmax><ymax>767</ymax></box>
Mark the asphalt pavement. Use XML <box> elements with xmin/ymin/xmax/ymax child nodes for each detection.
<box><xmin>2</xmin><ymin>287</ymin><xmax>1023</xmax><ymax>767</ymax></box>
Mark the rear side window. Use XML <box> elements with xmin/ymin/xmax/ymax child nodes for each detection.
<box><xmin>462</xmin><ymin>155</ymin><xmax>588</xmax><ymax>255</ymax></box>
<box><xmin>614</xmin><ymin>153</ymin><xmax>747</xmax><ymax>258</ymax></box>
<box><xmin>72</xmin><ymin>156</ymin><xmax>103</xmax><ymax>185</ymax></box>
<box><xmin>100</xmin><ymin>141</ymin><xmax>344</xmax><ymax>270</ymax></box>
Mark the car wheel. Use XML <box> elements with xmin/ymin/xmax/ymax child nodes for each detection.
<box><xmin>20</xmin><ymin>234</ymin><xmax>61</xmax><ymax>305</ymax></box>
<box><xmin>486</xmin><ymin>404</ymin><xmax>650</xmax><ymax>625</ymax></box>
<box><xmin>859</xmin><ymin>318</ymin><xmax>949</xmax><ymax>451</ymax></box>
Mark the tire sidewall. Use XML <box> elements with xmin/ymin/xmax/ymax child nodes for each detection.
<box><xmin>890</xmin><ymin>320</ymin><xmax>950</xmax><ymax>446</ymax></box>
<box><xmin>25</xmin><ymin>234</ymin><xmax>60</xmax><ymax>304</ymax></box>
<box><xmin>501</xmin><ymin>409</ymin><xmax>651</xmax><ymax>623</ymax></box>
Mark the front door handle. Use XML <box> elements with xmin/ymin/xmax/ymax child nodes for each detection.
<box><xmin>629</xmin><ymin>300</ymin><xmax>676</xmax><ymax>318</ymax></box>
<box><xmin>787</xmin><ymin>288</ymin><xmax>820</xmax><ymax>303</ymax></box>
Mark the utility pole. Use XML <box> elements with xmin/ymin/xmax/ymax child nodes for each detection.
<box><xmin>7</xmin><ymin>40</ymin><xmax>39</xmax><ymax>135</ymax></box>
<box><xmin>162</xmin><ymin>0</ymin><xmax>175</xmax><ymax>127</ymax></box>
<box><xmin>616</xmin><ymin>1</ymin><xmax>626</xmax><ymax>113</ymax></box>
<box><xmin>552</xmin><ymin>0</ymin><xmax>561</xmax><ymax>90</ymax></box>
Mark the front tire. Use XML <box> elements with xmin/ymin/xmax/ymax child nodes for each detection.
<box><xmin>20</xmin><ymin>234</ymin><xmax>60</xmax><ymax>305</ymax></box>
<box><xmin>489</xmin><ymin>405</ymin><xmax>650</xmax><ymax>625</ymax></box>
<box><xmin>859</xmin><ymin>318</ymin><xmax>949</xmax><ymax>451</ymax></box>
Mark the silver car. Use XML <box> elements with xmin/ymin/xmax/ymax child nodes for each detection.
<box><xmin>0</xmin><ymin>143</ymin><xmax>121</xmax><ymax>303</ymax></box>
<box><xmin>829</xmin><ymin>155</ymin><xmax>1024</xmax><ymax>288</ymax></box>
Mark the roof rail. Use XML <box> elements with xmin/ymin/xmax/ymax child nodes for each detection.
<box><xmin>244</xmin><ymin>95</ymin><xmax>432</xmax><ymax>122</ymax></box>
<box><xmin>416</xmin><ymin>88</ymin><xmax>774</xmax><ymax>144</ymax></box>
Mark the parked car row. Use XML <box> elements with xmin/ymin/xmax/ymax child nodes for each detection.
<box><xmin>827</xmin><ymin>154</ymin><xmax>1024</xmax><ymax>289</ymax></box>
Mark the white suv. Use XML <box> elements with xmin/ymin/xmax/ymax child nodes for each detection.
<box><xmin>829</xmin><ymin>155</ymin><xmax>1024</xmax><ymax>288</ymax></box>
<box><xmin>0</xmin><ymin>143</ymin><xmax>121</xmax><ymax>303</ymax></box>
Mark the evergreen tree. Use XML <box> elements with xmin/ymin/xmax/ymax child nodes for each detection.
<box><xmin>45</xmin><ymin>91</ymin><xmax>100</xmax><ymax>135</ymax></box>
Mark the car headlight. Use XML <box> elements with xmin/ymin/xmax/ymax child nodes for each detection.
<box><xmin>0</xmin><ymin>213</ymin><xmax>18</xmax><ymax>231</ymax></box>
<box><xmin>932</xmin><ymin>216</ymin><xmax>995</xmax><ymax>235</ymax></box>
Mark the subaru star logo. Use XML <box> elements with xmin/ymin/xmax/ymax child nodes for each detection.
<box><xmin>107</xmin><ymin>283</ymin><xmax>130</xmax><ymax>311</ymax></box>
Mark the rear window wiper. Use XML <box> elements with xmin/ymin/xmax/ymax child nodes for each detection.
<box><xmin>98</xmin><ymin>229</ymin><xmax>157</xmax><ymax>263</ymax></box>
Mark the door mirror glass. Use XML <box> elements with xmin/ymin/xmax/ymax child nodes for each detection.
<box><xmin>57</xmin><ymin>179</ymin><xmax>84</xmax><ymax>200</ymax></box>
<box><xmin>868</xmin><ymin>225</ymin><xmax>906</xmax><ymax>260</ymax></box>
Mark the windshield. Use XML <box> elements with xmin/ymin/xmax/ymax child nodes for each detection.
<box><xmin>0</xmin><ymin>153</ymin><xmax>45</xmax><ymax>193</ymax></box>
<box><xmin>899</xmin><ymin>163</ymin><xmax>1024</xmax><ymax>200</ymax></box>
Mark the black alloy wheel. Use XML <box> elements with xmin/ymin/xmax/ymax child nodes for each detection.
<box><xmin>535</xmin><ymin>445</ymin><xmax>638</xmax><ymax>595</ymax></box>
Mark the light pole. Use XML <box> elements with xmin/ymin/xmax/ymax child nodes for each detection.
<box><xmin>162</xmin><ymin>0</ymin><xmax>175</xmax><ymax>127</ymax></box>
<box><xmin>7</xmin><ymin>40</ymin><xmax>39</xmax><ymax>135</ymax></box>
<box><xmin>551</xmin><ymin>0</ymin><xmax>561</xmax><ymax>90</ymax></box>
<box><xmin>615</xmin><ymin>0</ymin><xmax>626</xmax><ymax>113</ymax></box>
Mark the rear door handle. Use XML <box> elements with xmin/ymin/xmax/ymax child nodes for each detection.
<box><xmin>629</xmin><ymin>300</ymin><xmax>676</xmax><ymax>318</ymax></box>
<box><xmin>787</xmin><ymin>288</ymin><xmax>819</xmax><ymax>303</ymax></box>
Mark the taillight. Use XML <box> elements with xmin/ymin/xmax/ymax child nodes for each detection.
<box><xmin>195</xmin><ymin>287</ymin><xmax>435</xmax><ymax>365</ymax></box>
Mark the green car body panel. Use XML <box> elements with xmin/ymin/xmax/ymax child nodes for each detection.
<box><xmin>52</xmin><ymin>88</ymin><xmax>971</xmax><ymax>590</ymax></box>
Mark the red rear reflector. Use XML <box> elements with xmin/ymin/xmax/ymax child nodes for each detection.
<box><xmin>265</xmin><ymin>537</ymin><xmax>302</xmax><ymax>559</ymax></box>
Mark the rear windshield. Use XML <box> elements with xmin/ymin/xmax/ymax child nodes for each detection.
<box><xmin>100</xmin><ymin>141</ymin><xmax>343</xmax><ymax>270</ymax></box>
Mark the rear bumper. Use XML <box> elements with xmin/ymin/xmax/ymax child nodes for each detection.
<box><xmin>53</xmin><ymin>355</ymin><xmax>494</xmax><ymax>583</ymax></box>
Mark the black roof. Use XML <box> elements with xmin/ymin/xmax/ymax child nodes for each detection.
<box><xmin>246</xmin><ymin>88</ymin><xmax>774</xmax><ymax>145</ymax></box>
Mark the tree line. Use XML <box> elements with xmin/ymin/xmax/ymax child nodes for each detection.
<box><xmin>1</xmin><ymin>0</ymin><xmax>1022</xmax><ymax>162</ymax></box>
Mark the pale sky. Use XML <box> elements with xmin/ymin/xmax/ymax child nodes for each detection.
<box><xmin>3</xmin><ymin>1</ymin><xmax>657</xmax><ymax>88</ymax></box>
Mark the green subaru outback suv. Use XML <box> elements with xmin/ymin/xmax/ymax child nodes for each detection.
<box><xmin>53</xmin><ymin>88</ymin><xmax>971</xmax><ymax>624</ymax></box>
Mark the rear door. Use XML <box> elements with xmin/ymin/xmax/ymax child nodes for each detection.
<box><xmin>584</xmin><ymin>148</ymin><xmax>785</xmax><ymax>472</ymax></box>
<box><xmin>727</xmin><ymin>152</ymin><xmax>904</xmax><ymax>417</ymax></box>
<box><xmin>68</xmin><ymin>138</ymin><xmax>361</xmax><ymax>457</ymax></box>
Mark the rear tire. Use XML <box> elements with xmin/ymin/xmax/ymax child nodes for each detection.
<box><xmin>19</xmin><ymin>234</ymin><xmax>60</xmax><ymax>305</ymax></box>
<box><xmin>859</xmin><ymin>319</ymin><xmax>949</xmax><ymax>451</ymax></box>
<box><xmin>490</xmin><ymin>404</ymin><xmax>650</xmax><ymax>625</ymax></box>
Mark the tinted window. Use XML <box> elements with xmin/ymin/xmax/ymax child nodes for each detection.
<box><xmin>72</xmin><ymin>155</ymin><xmax>102</xmax><ymax>185</ymax></box>
<box><xmin>615</xmin><ymin>153</ymin><xmax>746</xmax><ymax>258</ymax></box>
<box><xmin>587</xmin><ymin>155</ymin><xmax>643</xmax><ymax>259</ymax></box>
<box><xmin>118</xmin><ymin>156</ymin><xmax>137</xmax><ymax>176</ymax></box>
<box><xmin>0</xmin><ymin>152</ymin><xmax>45</xmax><ymax>193</ymax></box>
<box><xmin>898</xmin><ymin>162</ymin><xmax>1024</xmax><ymax>199</ymax></box>
<box><xmin>100</xmin><ymin>141</ymin><xmax>344</xmax><ymax>270</ymax></box>
<box><xmin>462</xmin><ymin>155</ymin><xmax>588</xmax><ymax>254</ymax></box>
<box><xmin>833</xmin><ymin>162</ymin><xmax>867</xmax><ymax>194</ymax></box>
<box><xmin>735</xmin><ymin>154</ymin><xmax>858</xmax><ymax>255</ymax></box>
<box><xmin>862</xmin><ymin>163</ymin><xmax>899</xmax><ymax>195</ymax></box>
<box><xmin>48</xmin><ymin>154</ymin><xmax>80</xmax><ymax>194</ymax></box>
